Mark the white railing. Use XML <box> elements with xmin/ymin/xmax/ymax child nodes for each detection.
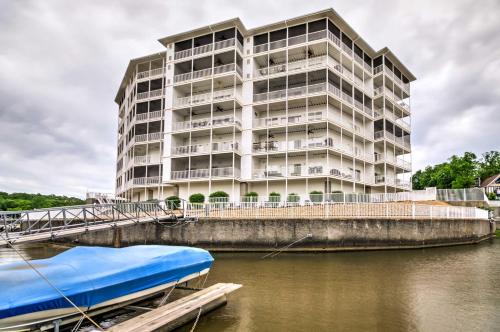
<box><xmin>136</xmin><ymin>68</ymin><xmax>164</xmax><ymax>80</ymax></box>
<box><xmin>137</xmin><ymin>89</ymin><xmax>164</xmax><ymax>100</ymax></box>
<box><xmin>172</xmin><ymin>140</ymin><xmax>238</xmax><ymax>155</ymax></box>
<box><xmin>174</xmin><ymin>49</ymin><xmax>192</xmax><ymax>60</ymax></box>
<box><xmin>373</xmin><ymin>65</ymin><xmax>410</xmax><ymax>94</ymax></box>
<box><xmin>192</xmin><ymin>67</ymin><xmax>212</xmax><ymax>79</ymax></box>
<box><xmin>184</xmin><ymin>201</ymin><xmax>488</xmax><ymax>220</ymax></box>
<box><xmin>214</xmin><ymin>38</ymin><xmax>236</xmax><ymax>51</ymax></box>
<box><xmin>374</xmin><ymin>130</ymin><xmax>411</xmax><ymax>148</ymax></box>
<box><xmin>174</xmin><ymin>87</ymin><xmax>238</xmax><ymax>107</ymax></box>
<box><xmin>136</xmin><ymin>110</ymin><xmax>163</xmax><ymax>122</ymax></box>
<box><xmin>193</xmin><ymin>43</ymin><xmax>212</xmax><ymax>56</ymax></box>
<box><xmin>174</xmin><ymin>72</ymin><xmax>192</xmax><ymax>83</ymax></box>
<box><xmin>134</xmin><ymin>155</ymin><xmax>160</xmax><ymax>165</ymax></box>
<box><xmin>135</xmin><ymin>132</ymin><xmax>162</xmax><ymax>143</ymax></box>
<box><xmin>173</xmin><ymin>114</ymin><xmax>241</xmax><ymax>131</ymax></box>
<box><xmin>212</xmin><ymin>166</ymin><xmax>240</xmax><ymax>177</ymax></box>
<box><xmin>133</xmin><ymin>176</ymin><xmax>161</xmax><ymax>185</ymax></box>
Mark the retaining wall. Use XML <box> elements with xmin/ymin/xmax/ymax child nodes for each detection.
<box><xmin>63</xmin><ymin>217</ymin><xmax>495</xmax><ymax>251</ymax></box>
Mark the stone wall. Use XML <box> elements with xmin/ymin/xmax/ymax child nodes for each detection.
<box><xmin>63</xmin><ymin>217</ymin><xmax>495</xmax><ymax>251</ymax></box>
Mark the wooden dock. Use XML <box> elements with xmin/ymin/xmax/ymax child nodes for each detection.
<box><xmin>106</xmin><ymin>283</ymin><xmax>242</xmax><ymax>332</ymax></box>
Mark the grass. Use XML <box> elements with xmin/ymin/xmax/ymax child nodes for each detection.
<box><xmin>495</xmin><ymin>229</ymin><xmax>500</xmax><ymax>238</ymax></box>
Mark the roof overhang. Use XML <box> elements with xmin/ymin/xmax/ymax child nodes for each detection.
<box><xmin>158</xmin><ymin>17</ymin><xmax>247</xmax><ymax>47</ymax></box>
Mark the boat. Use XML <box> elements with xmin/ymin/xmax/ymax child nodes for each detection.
<box><xmin>0</xmin><ymin>245</ymin><xmax>214</xmax><ymax>331</ymax></box>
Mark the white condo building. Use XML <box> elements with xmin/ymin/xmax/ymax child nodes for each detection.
<box><xmin>114</xmin><ymin>8</ymin><xmax>415</xmax><ymax>202</ymax></box>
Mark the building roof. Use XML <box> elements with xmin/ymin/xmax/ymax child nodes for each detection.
<box><xmin>481</xmin><ymin>174</ymin><xmax>500</xmax><ymax>187</ymax></box>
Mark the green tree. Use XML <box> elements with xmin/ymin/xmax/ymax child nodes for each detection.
<box><xmin>478</xmin><ymin>151</ymin><xmax>500</xmax><ymax>180</ymax></box>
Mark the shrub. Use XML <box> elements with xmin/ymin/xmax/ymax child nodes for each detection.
<box><xmin>287</xmin><ymin>193</ymin><xmax>300</xmax><ymax>203</ymax></box>
<box><xmin>243</xmin><ymin>192</ymin><xmax>258</xmax><ymax>202</ymax></box>
<box><xmin>209</xmin><ymin>191</ymin><xmax>229</xmax><ymax>202</ymax></box>
<box><xmin>189</xmin><ymin>193</ymin><xmax>205</xmax><ymax>203</ymax></box>
<box><xmin>309</xmin><ymin>190</ymin><xmax>323</xmax><ymax>203</ymax></box>
<box><xmin>166</xmin><ymin>196</ymin><xmax>180</xmax><ymax>209</ymax></box>
<box><xmin>487</xmin><ymin>192</ymin><xmax>497</xmax><ymax>200</ymax></box>
<box><xmin>269</xmin><ymin>192</ymin><xmax>281</xmax><ymax>202</ymax></box>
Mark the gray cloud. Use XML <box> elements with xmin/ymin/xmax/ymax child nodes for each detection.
<box><xmin>0</xmin><ymin>0</ymin><xmax>499</xmax><ymax>197</ymax></box>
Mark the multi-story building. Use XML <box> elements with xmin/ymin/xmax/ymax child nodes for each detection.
<box><xmin>114</xmin><ymin>8</ymin><xmax>415</xmax><ymax>202</ymax></box>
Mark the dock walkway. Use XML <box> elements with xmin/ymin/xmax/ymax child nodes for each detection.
<box><xmin>107</xmin><ymin>283</ymin><xmax>242</xmax><ymax>332</ymax></box>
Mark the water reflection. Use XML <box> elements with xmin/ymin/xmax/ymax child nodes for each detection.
<box><xmin>1</xmin><ymin>241</ymin><xmax>499</xmax><ymax>332</ymax></box>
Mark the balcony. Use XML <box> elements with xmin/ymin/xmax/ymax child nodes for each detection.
<box><xmin>174</xmin><ymin>87</ymin><xmax>241</xmax><ymax>108</ymax></box>
<box><xmin>373</xmin><ymin>65</ymin><xmax>410</xmax><ymax>94</ymax></box>
<box><xmin>136</xmin><ymin>68</ymin><xmax>164</xmax><ymax>81</ymax></box>
<box><xmin>135</xmin><ymin>132</ymin><xmax>163</xmax><ymax>143</ymax></box>
<box><xmin>172</xmin><ymin>141</ymin><xmax>240</xmax><ymax>156</ymax></box>
<box><xmin>375</xmin><ymin>175</ymin><xmax>411</xmax><ymax>189</ymax></box>
<box><xmin>173</xmin><ymin>114</ymin><xmax>241</xmax><ymax>132</ymax></box>
<box><xmin>252</xmin><ymin>137</ymin><xmax>359</xmax><ymax>157</ymax></box>
<box><xmin>253</xmin><ymin>165</ymin><xmax>365</xmax><ymax>182</ymax></box>
<box><xmin>174</xmin><ymin>63</ymin><xmax>242</xmax><ymax>84</ymax></box>
<box><xmin>373</xmin><ymin>86</ymin><xmax>410</xmax><ymax>111</ymax></box>
<box><xmin>171</xmin><ymin>166</ymin><xmax>240</xmax><ymax>180</ymax></box>
<box><xmin>174</xmin><ymin>38</ymin><xmax>244</xmax><ymax>61</ymax></box>
<box><xmin>136</xmin><ymin>110</ymin><xmax>164</xmax><ymax>122</ymax></box>
<box><xmin>137</xmin><ymin>88</ymin><xmax>164</xmax><ymax>101</ymax></box>
<box><xmin>374</xmin><ymin>109</ymin><xmax>411</xmax><ymax>132</ymax></box>
<box><xmin>374</xmin><ymin>131</ymin><xmax>411</xmax><ymax>149</ymax></box>
<box><xmin>253</xmin><ymin>29</ymin><xmax>328</xmax><ymax>54</ymax></box>
<box><xmin>252</xmin><ymin>30</ymin><xmax>371</xmax><ymax>73</ymax></box>
<box><xmin>253</xmin><ymin>82</ymin><xmax>326</xmax><ymax>103</ymax></box>
<box><xmin>374</xmin><ymin>154</ymin><xmax>412</xmax><ymax>169</ymax></box>
<box><xmin>133</xmin><ymin>176</ymin><xmax>161</xmax><ymax>185</ymax></box>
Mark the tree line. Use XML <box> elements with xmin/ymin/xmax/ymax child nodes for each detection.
<box><xmin>412</xmin><ymin>151</ymin><xmax>500</xmax><ymax>190</ymax></box>
<box><xmin>0</xmin><ymin>192</ymin><xmax>85</xmax><ymax>211</ymax></box>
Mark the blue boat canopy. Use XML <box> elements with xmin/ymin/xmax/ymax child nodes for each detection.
<box><xmin>0</xmin><ymin>245</ymin><xmax>213</xmax><ymax>320</ymax></box>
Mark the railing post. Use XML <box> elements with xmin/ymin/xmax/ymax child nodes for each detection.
<box><xmin>62</xmin><ymin>208</ymin><xmax>67</xmax><ymax>228</ymax></box>
<box><xmin>2</xmin><ymin>214</ymin><xmax>8</xmax><ymax>239</ymax></box>
<box><xmin>83</xmin><ymin>207</ymin><xmax>88</xmax><ymax>228</ymax></box>
<box><xmin>47</xmin><ymin>210</ymin><xmax>52</xmax><ymax>234</ymax></box>
<box><xmin>412</xmin><ymin>203</ymin><xmax>415</xmax><ymax>219</ymax></box>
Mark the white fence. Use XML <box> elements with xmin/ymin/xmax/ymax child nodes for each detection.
<box><xmin>184</xmin><ymin>202</ymin><xmax>488</xmax><ymax>220</ymax></box>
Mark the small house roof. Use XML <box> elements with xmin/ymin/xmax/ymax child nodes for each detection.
<box><xmin>480</xmin><ymin>174</ymin><xmax>500</xmax><ymax>187</ymax></box>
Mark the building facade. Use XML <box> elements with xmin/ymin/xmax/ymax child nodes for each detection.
<box><xmin>114</xmin><ymin>9</ymin><xmax>415</xmax><ymax>202</ymax></box>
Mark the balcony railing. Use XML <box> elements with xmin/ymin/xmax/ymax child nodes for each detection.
<box><xmin>171</xmin><ymin>166</ymin><xmax>240</xmax><ymax>180</ymax></box>
<box><xmin>374</xmin><ymin>130</ymin><xmax>411</xmax><ymax>149</ymax></box>
<box><xmin>134</xmin><ymin>155</ymin><xmax>161</xmax><ymax>165</ymax></box>
<box><xmin>374</xmin><ymin>154</ymin><xmax>412</xmax><ymax>169</ymax></box>
<box><xmin>135</xmin><ymin>110</ymin><xmax>164</xmax><ymax>122</ymax></box>
<box><xmin>172</xmin><ymin>141</ymin><xmax>239</xmax><ymax>156</ymax></box>
<box><xmin>373</xmin><ymin>86</ymin><xmax>410</xmax><ymax>111</ymax></box>
<box><xmin>137</xmin><ymin>88</ymin><xmax>164</xmax><ymax>100</ymax></box>
<box><xmin>252</xmin><ymin>137</ymin><xmax>358</xmax><ymax>156</ymax></box>
<box><xmin>174</xmin><ymin>38</ymin><xmax>241</xmax><ymax>61</ymax></box>
<box><xmin>133</xmin><ymin>176</ymin><xmax>161</xmax><ymax>185</ymax></box>
<box><xmin>174</xmin><ymin>87</ymin><xmax>241</xmax><ymax>107</ymax></box>
<box><xmin>136</xmin><ymin>68</ymin><xmax>164</xmax><ymax>80</ymax></box>
<box><xmin>253</xmin><ymin>165</ymin><xmax>366</xmax><ymax>182</ymax></box>
<box><xmin>135</xmin><ymin>132</ymin><xmax>163</xmax><ymax>143</ymax></box>
<box><xmin>173</xmin><ymin>114</ymin><xmax>241</xmax><ymax>131</ymax></box>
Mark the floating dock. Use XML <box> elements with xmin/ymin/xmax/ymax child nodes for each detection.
<box><xmin>106</xmin><ymin>283</ymin><xmax>242</xmax><ymax>332</ymax></box>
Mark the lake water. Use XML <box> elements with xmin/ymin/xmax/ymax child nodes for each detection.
<box><xmin>2</xmin><ymin>240</ymin><xmax>499</xmax><ymax>332</ymax></box>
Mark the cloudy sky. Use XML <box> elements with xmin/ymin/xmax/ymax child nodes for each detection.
<box><xmin>1</xmin><ymin>0</ymin><xmax>499</xmax><ymax>197</ymax></box>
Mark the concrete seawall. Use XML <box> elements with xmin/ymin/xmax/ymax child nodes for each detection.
<box><xmin>63</xmin><ymin>218</ymin><xmax>496</xmax><ymax>251</ymax></box>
